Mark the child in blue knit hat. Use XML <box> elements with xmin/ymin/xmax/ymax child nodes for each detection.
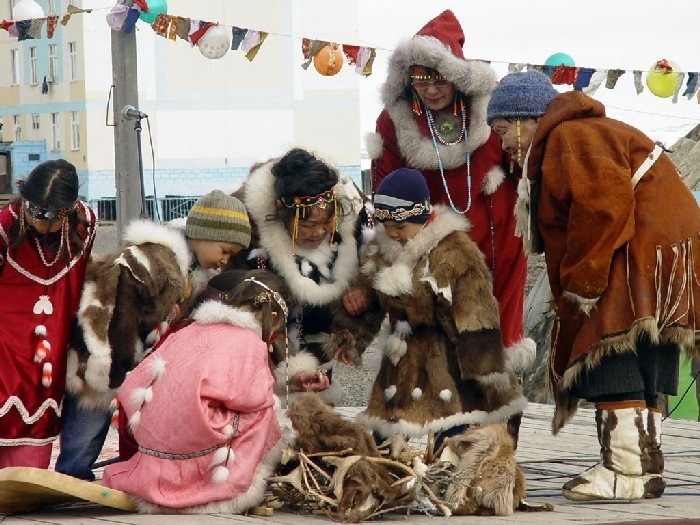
<box><xmin>339</xmin><ymin>166</ymin><xmax>527</xmax><ymax>454</ymax></box>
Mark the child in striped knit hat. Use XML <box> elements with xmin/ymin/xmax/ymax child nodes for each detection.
<box><xmin>56</xmin><ymin>190</ymin><xmax>252</xmax><ymax>482</ymax></box>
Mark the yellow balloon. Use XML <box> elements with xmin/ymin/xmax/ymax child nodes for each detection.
<box><xmin>646</xmin><ymin>60</ymin><xmax>681</xmax><ymax>98</ymax></box>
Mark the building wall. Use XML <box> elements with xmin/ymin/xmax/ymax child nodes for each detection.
<box><xmin>1</xmin><ymin>1</ymin><xmax>362</xmax><ymax>202</ymax></box>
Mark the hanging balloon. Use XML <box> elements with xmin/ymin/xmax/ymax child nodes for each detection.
<box><xmin>313</xmin><ymin>43</ymin><xmax>344</xmax><ymax>76</ymax></box>
<box><xmin>12</xmin><ymin>0</ymin><xmax>46</xmax><ymax>20</ymax></box>
<box><xmin>544</xmin><ymin>52</ymin><xmax>575</xmax><ymax>67</ymax></box>
<box><xmin>197</xmin><ymin>25</ymin><xmax>230</xmax><ymax>60</ymax></box>
<box><xmin>138</xmin><ymin>0</ymin><xmax>167</xmax><ymax>24</ymax></box>
<box><xmin>646</xmin><ymin>59</ymin><xmax>681</xmax><ymax>98</ymax></box>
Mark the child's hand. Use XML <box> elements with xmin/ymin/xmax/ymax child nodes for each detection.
<box><xmin>342</xmin><ymin>286</ymin><xmax>369</xmax><ymax>316</ymax></box>
<box><xmin>291</xmin><ymin>370</ymin><xmax>330</xmax><ymax>392</ymax></box>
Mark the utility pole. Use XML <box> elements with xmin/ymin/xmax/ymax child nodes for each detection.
<box><xmin>111</xmin><ymin>0</ymin><xmax>143</xmax><ymax>241</ymax></box>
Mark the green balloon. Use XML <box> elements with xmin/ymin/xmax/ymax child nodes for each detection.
<box><xmin>138</xmin><ymin>0</ymin><xmax>167</xmax><ymax>24</ymax></box>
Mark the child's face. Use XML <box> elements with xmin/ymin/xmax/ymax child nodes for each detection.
<box><xmin>382</xmin><ymin>221</ymin><xmax>424</xmax><ymax>245</ymax></box>
<box><xmin>289</xmin><ymin>206</ymin><xmax>334</xmax><ymax>250</ymax></box>
<box><xmin>190</xmin><ymin>240</ymin><xmax>244</xmax><ymax>270</ymax></box>
<box><xmin>23</xmin><ymin>210</ymin><xmax>62</xmax><ymax>234</ymax></box>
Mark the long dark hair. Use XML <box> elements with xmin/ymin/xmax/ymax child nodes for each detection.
<box><xmin>9</xmin><ymin>159</ymin><xmax>90</xmax><ymax>260</ymax></box>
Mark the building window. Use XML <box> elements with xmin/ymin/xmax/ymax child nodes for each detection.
<box><xmin>29</xmin><ymin>46</ymin><xmax>38</xmax><ymax>84</ymax></box>
<box><xmin>48</xmin><ymin>44</ymin><xmax>57</xmax><ymax>81</ymax></box>
<box><xmin>13</xmin><ymin>115</ymin><xmax>21</xmax><ymax>141</ymax></box>
<box><xmin>31</xmin><ymin>114</ymin><xmax>40</xmax><ymax>130</ymax></box>
<box><xmin>51</xmin><ymin>113</ymin><xmax>61</xmax><ymax>151</ymax></box>
<box><xmin>10</xmin><ymin>49</ymin><xmax>19</xmax><ymax>85</ymax></box>
<box><xmin>70</xmin><ymin>111</ymin><xmax>80</xmax><ymax>150</ymax></box>
<box><xmin>47</xmin><ymin>0</ymin><xmax>56</xmax><ymax>14</ymax></box>
<box><xmin>68</xmin><ymin>42</ymin><xmax>77</xmax><ymax>81</ymax></box>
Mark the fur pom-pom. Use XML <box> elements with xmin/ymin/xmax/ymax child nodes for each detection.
<box><xmin>211</xmin><ymin>465</ymin><xmax>230</xmax><ymax>484</ymax></box>
<box><xmin>209</xmin><ymin>446</ymin><xmax>232</xmax><ymax>468</ymax></box>
<box><xmin>34</xmin><ymin>324</ymin><xmax>47</xmax><ymax>336</ymax></box>
<box><xmin>130</xmin><ymin>387</ymin><xmax>148</xmax><ymax>406</ymax></box>
<box><xmin>128</xmin><ymin>410</ymin><xmax>141</xmax><ymax>429</ymax></box>
<box><xmin>412</xmin><ymin>387</ymin><xmax>423</xmax><ymax>400</ymax></box>
<box><xmin>439</xmin><ymin>389</ymin><xmax>453</xmax><ymax>402</ymax></box>
<box><xmin>385</xmin><ymin>336</ymin><xmax>407</xmax><ymax>366</ymax></box>
<box><xmin>148</xmin><ymin>356</ymin><xmax>166</xmax><ymax>379</ymax></box>
<box><xmin>222</xmin><ymin>424</ymin><xmax>234</xmax><ymax>438</ymax></box>
<box><xmin>41</xmin><ymin>362</ymin><xmax>52</xmax><ymax>388</ymax></box>
<box><xmin>300</xmin><ymin>259</ymin><xmax>313</xmax><ymax>277</ymax></box>
<box><xmin>384</xmin><ymin>385</ymin><xmax>397</xmax><ymax>401</ymax></box>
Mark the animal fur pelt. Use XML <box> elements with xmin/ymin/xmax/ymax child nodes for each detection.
<box><xmin>431</xmin><ymin>424</ymin><xmax>525</xmax><ymax>516</ymax></box>
<box><xmin>286</xmin><ymin>393</ymin><xmax>378</xmax><ymax>456</ymax></box>
<box><xmin>65</xmin><ymin>220</ymin><xmax>191</xmax><ymax>410</ymax></box>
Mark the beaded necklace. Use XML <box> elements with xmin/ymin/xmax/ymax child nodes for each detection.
<box><xmin>425</xmin><ymin>103</ymin><xmax>467</xmax><ymax>146</ymax></box>
<box><xmin>425</xmin><ymin>105</ymin><xmax>472</xmax><ymax>214</ymax></box>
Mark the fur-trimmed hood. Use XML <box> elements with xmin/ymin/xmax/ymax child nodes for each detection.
<box><xmin>366</xmin><ymin>206</ymin><xmax>469</xmax><ymax>297</ymax></box>
<box><xmin>242</xmin><ymin>160</ymin><xmax>363</xmax><ymax>307</ymax></box>
<box><xmin>374</xmin><ymin>11</ymin><xmax>496</xmax><ymax>169</ymax></box>
<box><xmin>191</xmin><ymin>300</ymin><xmax>261</xmax><ymax>337</ymax></box>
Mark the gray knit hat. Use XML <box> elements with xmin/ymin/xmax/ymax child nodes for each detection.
<box><xmin>185</xmin><ymin>190</ymin><xmax>251</xmax><ymax>247</ymax></box>
<box><xmin>486</xmin><ymin>70</ymin><xmax>559</xmax><ymax>125</ymax></box>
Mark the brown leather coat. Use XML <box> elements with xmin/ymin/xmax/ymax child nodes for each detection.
<box><xmin>522</xmin><ymin>91</ymin><xmax>700</xmax><ymax>431</ymax></box>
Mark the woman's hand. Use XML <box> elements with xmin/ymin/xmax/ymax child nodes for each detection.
<box><xmin>291</xmin><ymin>370</ymin><xmax>330</xmax><ymax>392</ymax></box>
<box><xmin>342</xmin><ymin>286</ymin><xmax>369</xmax><ymax>317</ymax></box>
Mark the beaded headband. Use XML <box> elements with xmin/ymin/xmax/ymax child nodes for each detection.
<box><xmin>278</xmin><ymin>189</ymin><xmax>337</xmax><ymax>254</ymax></box>
<box><xmin>279</xmin><ymin>189</ymin><xmax>335</xmax><ymax>210</ymax></box>
<box><xmin>244</xmin><ymin>276</ymin><xmax>289</xmax><ymax>318</ymax></box>
<box><xmin>373</xmin><ymin>202</ymin><xmax>431</xmax><ymax>223</ymax></box>
<box><xmin>23</xmin><ymin>199</ymin><xmax>77</xmax><ymax>222</ymax></box>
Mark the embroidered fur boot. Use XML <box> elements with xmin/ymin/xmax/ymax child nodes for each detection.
<box><xmin>643</xmin><ymin>408</ymin><xmax>666</xmax><ymax>497</ymax></box>
<box><xmin>562</xmin><ymin>406</ymin><xmax>665</xmax><ymax>501</ymax></box>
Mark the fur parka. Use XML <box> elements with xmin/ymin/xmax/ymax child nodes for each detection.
<box><xmin>228</xmin><ymin>160</ymin><xmax>370</xmax><ymax>405</ymax></box>
<box><xmin>349</xmin><ymin>207</ymin><xmax>527</xmax><ymax>438</ymax></box>
<box><xmin>65</xmin><ymin>220</ymin><xmax>192</xmax><ymax>410</ymax></box>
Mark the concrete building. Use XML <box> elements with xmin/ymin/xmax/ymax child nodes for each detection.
<box><xmin>0</xmin><ymin>0</ymin><xmax>362</xmax><ymax>219</ymax></box>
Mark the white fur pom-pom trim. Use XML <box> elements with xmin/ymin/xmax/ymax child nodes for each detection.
<box><xmin>386</xmin><ymin>337</ymin><xmax>407</xmax><ymax>366</ymax></box>
<box><xmin>130</xmin><ymin>388</ymin><xmax>148</xmax><ymax>406</ymax></box>
<box><xmin>412</xmin><ymin>387</ymin><xmax>423</xmax><ymax>400</ymax></box>
<box><xmin>300</xmin><ymin>259</ymin><xmax>313</xmax><ymax>277</ymax></box>
<box><xmin>148</xmin><ymin>356</ymin><xmax>166</xmax><ymax>379</ymax></box>
<box><xmin>211</xmin><ymin>465</ymin><xmax>230</xmax><ymax>484</ymax></box>
<box><xmin>34</xmin><ymin>324</ymin><xmax>47</xmax><ymax>336</ymax></box>
<box><xmin>128</xmin><ymin>410</ymin><xmax>141</xmax><ymax>430</ymax></box>
<box><xmin>222</xmin><ymin>424</ymin><xmax>234</xmax><ymax>438</ymax></box>
<box><xmin>384</xmin><ymin>385</ymin><xmax>397</xmax><ymax>401</ymax></box>
<box><xmin>439</xmin><ymin>389</ymin><xmax>453</xmax><ymax>402</ymax></box>
<box><xmin>273</xmin><ymin>394</ymin><xmax>281</xmax><ymax>410</ymax></box>
<box><xmin>143</xmin><ymin>386</ymin><xmax>153</xmax><ymax>403</ymax></box>
<box><xmin>41</xmin><ymin>362</ymin><xmax>52</xmax><ymax>388</ymax></box>
<box><xmin>209</xmin><ymin>447</ymin><xmax>231</xmax><ymax>468</ymax></box>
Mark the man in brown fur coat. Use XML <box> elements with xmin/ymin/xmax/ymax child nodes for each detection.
<box><xmin>487</xmin><ymin>70</ymin><xmax>700</xmax><ymax>501</ymax></box>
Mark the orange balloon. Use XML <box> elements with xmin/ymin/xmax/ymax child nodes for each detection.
<box><xmin>313</xmin><ymin>43</ymin><xmax>344</xmax><ymax>76</ymax></box>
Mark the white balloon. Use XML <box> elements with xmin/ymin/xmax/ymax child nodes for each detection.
<box><xmin>12</xmin><ymin>0</ymin><xmax>46</xmax><ymax>20</ymax></box>
<box><xmin>197</xmin><ymin>25</ymin><xmax>231</xmax><ymax>60</ymax></box>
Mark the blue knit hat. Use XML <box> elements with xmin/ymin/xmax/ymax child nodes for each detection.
<box><xmin>486</xmin><ymin>70</ymin><xmax>559</xmax><ymax>125</ymax></box>
<box><xmin>373</xmin><ymin>168</ymin><xmax>431</xmax><ymax>224</ymax></box>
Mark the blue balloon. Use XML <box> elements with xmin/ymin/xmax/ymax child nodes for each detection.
<box><xmin>544</xmin><ymin>52</ymin><xmax>575</xmax><ymax>67</ymax></box>
<box><xmin>138</xmin><ymin>0</ymin><xmax>167</xmax><ymax>24</ymax></box>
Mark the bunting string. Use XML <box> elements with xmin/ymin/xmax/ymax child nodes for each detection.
<box><xmin>1</xmin><ymin>2</ymin><xmax>698</xmax><ymax>102</ymax></box>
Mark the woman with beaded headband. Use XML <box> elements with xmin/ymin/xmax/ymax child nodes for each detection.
<box><xmin>0</xmin><ymin>159</ymin><xmax>96</xmax><ymax>469</ymax></box>
<box><xmin>228</xmin><ymin>147</ymin><xmax>370</xmax><ymax>405</ymax></box>
<box><xmin>103</xmin><ymin>270</ymin><xmax>289</xmax><ymax>513</ymax></box>
<box><xmin>366</xmin><ymin>10</ymin><xmax>535</xmax><ymax>382</ymax></box>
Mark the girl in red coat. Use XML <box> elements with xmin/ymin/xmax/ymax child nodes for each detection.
<box><xmin>0</xmin><ymin>159</ymin><xmax>96</xmax><ymax>468</ymax></box>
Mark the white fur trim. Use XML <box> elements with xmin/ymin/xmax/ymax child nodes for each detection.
<box><xmin>244</xmin><ymin>163</ymin><xmax>360</xmax><ymax>306</ymax></box>
<box><xmin>365</xmin><ymin>132</ymin><xmax>384</xmax><ymax>160</ymax></box>
<box><xmin>272</xmin><ymin>351</ymin><xmax>320</xmax><ymax>392</ymax></box>
<box><xmin>504</xmin><ymin>337</ymin><xmax>536</xmax><ymax>373</ymax></box>
<box><xmin>385</xmin><ymin>336</ymin><xmax>407</xmax><ymax>366</ymax></box>
<box><xmin>439</xmin><ymin>389</ymin><xmax>453</xmax><ymax>402</ymax></box>
<box><xmin>482</xmin><ymin>166</ymin><xmax>506</xmax><ymax>196</ymax></box>
<box><xmin>476</xmin><ymin>372</ymin><xmax>512</xmax><ymax>393</ymax></box>
<box><xmin>209</xmin><ymin>447</ymin><xmax>232</xmax><ymax>468</ymax></box>
<box><xmin>421</xmin><ymin>274</ymin><xmax>452</xmax><ymax>304</ymax></box>
<box><xmin>563</xmin><ymin>291</ymin><xmax>600</xmax><ymax>316</ymax></box>
<box><xmin>129</xmin><ymin>410</ymin><xmax>141</xmax><ymax>429</ymax></box>
<box><xmin>133</xmin><ymin>438</ymin><xmax>284</xmax><ymax>514</ymax></box>
<box><xmin>64</xmin><ymin>349</ymin><xmax>83</xmax><ymax>395</ymax></box>
<box><xmin>384</xmin><ymin>385</ymin><xmax>397</xmax><ymax>401</ymax></box>
<box><xmin>412</xmin><ymin>387</ymin><xmax>423</xmax><ymax>400</ymax></box>
<box><xmin>357</xmin><ymin>395</ymin><xmax>528</xmax><ymax>440</ymax></box>
<box><xmin>34</xmin><ymin>324</ymin><xmax>47</xmax><ymax>336</ymax></box>
<box><xmin>222</xmin><ymin>424</ymin><xmax>234</xmax><ymax>438</ymax></box>
<box><xmin>211</xmin><ymin>465</ymin><xmax>230</xmax><ymax>484</ymax></box>
<box><xmin>123</xmin><ymin>220</ymin><xmax>192</xmax><ymax>278</ymax></box>
<box><xmin>148</xmin><ymin>356</ymin><xmax>167</xmax><ymax>379</ymax></box>
<box><xmin>300</xmin><ymin>259</ymin><xmax>313</xmax><ymax>277</ymax></box>
<box><xmin>374</xmin><ymin>263</ymin><xmax>413</xmax><ymax>297</ymax></box>
<box><xmin>191</xmin><ymin>301</ymin><xmax>262</xmax><ymax>337</ymax></box>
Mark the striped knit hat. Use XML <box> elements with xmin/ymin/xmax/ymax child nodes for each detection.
<box><xmin>185</xmin><ymin>190</ymin><xmax>251</xmax><ymax>248</ymax></box>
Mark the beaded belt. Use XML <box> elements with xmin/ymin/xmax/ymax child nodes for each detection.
<box><xmin>137</xmin><ymin>412</ymin><xmax>240</xmax><ymax>460</ymax></box>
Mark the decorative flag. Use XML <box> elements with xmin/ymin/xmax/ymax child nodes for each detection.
<box><xmin>605</xmin><ymin>69</ymin><xmax>625</xmax><ymax>89</ymax></box>
<box><xmin>301</xmin><ymin>38</ymin><xmax>327</xmax><ymax>70</ymax></box>
<box><xmin>122</xmin><ymin>7</ymin><xmax>140</xmax><ymax>33</ymax></box>
<box><xmin>16</xmin><ymin>20</ymin><xmax>32</xmax><ymax>40</ymax></box>
<box><xmin>62</xmin><ymin>4</ymin><xmax>92</xmax><ymax>26</ymax></box>
<box><xmin>672</xmin><ymin>72</ymin><xmax>685</xmax><ymax>104</ymax></box>
<box><xmin>242</xmin><ymin>30</ymin><xmax>268</xmax><ymax>61</ymax></box>
<box><xmin>27</xmin><ymin>18</ymin><xmax>45</xmax><ymax>39</ymax></box>
<box><xmin>174</xmin><ymin>16</ymin><xmax>189</xmax><ymax>40</ymax></box>
<box><xmin>573</xmin><ymin>67</ymin><xmax>595</xmax><ymax>91</ymax></box>
<box><xmin>189</xmin><ymin>20</ymin><xmax>214</xmax><ymax>45</ymax></box>
<box><xmin>683</xmin><ymin>72</ymin><xmax>699</xmax><ymax>100</ymax></box>
<box><xmin>583</xmin><ymin>69</ymin><xmax>606</xmax><ymax>95</ymax></box>
<box><xmin>550</xmin><ymin>65</ymin><xmax>577</xmax><ymax>85</ymax></box>
<box><xmin>633</xmin><ymin>70</ymin><xmax>644</xmax><ymax>94</ymax></box>
<box><xmin>230</xmin><ymin>26</ymin><xmax>247</xmax><ymax>50</ymax></box>
<box><xmin>151</xmin><ymin>13</ymin><xmax>170</xmax><ymax>37</ymax></box>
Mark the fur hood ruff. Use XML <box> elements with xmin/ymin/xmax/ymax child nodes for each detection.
<box><xmin>123</xmin><ymin>219</ymin><xmax>192</xmax><ymax>278</ymax></box>
<box><xmin>244</xmin><ymin>161</ymin><xmax>363</xmax><ymax>306</ymax></box>
<box><xmin>191</xmin><ymin>301</ymin><xmax>262</xmax><ymax>337</ymax></box>
<box><xmin>368</xmin><ymin>207</ymin><xmax>469</xmax><ymax>297</ymax></box>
